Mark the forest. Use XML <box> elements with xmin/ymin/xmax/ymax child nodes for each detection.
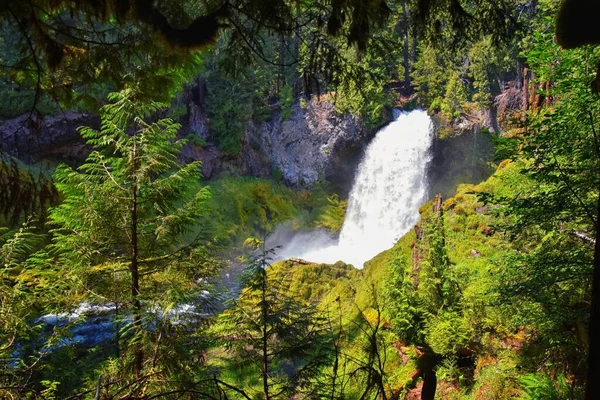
<box><xmin>0</xmin><ymin>0</ymin><xmax>599</xmax><ymax>399</ymax></box>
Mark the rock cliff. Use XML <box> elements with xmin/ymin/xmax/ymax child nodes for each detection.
<box><xmin>243</xmin><ymin>100</ymin><xmax>373</xmax><ymax>186</ymax></box>
<box><xmin>0</xmin><ymin>93</ymin><xmax>500</xmax><ymax>197</ymax></box>
<box><xmin>0</xmin><ymin>111</ymin><xmax>97</xmax><ymax>165</ymax></box>
<box><xmin>0</xmin><ymin>97</ymin><xmax>374</xmax><ymax>189</ymax></box>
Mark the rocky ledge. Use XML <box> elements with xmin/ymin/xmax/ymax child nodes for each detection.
<box><xmin>0</xmin><ymin>111</ymin><xmax>98</xmax><ymax>165</ymax></box>
<box><xmin>181</xmin><ymin>97</ymin><xmax>377</xmax><ymax>188</ymax></box>
<box><xmin>243</xmin><ymin>99</ymin><xmax>374</xmax><ymax>186</ymax></box>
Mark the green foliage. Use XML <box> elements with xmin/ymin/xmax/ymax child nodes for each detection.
<box><xmin>333</xmin><ymin>77</ymin><xmax>391</xmax><ymax>128</ymax></box>
<box><xmin>167</xmin><ymin>94</ymin><xmax>189</xmax><ymax>120</ymax></box>
<box><xmin>0</xmin><ymin>159</ymin><xmax>58</xmax><ymax>226</ymax></box>
<box><xmin>273</xmin><ymin>260</ymin><xmax>361</xmax><ymax>309</ymax></box>
<box><xmin>425</xmin><ymin>312</ymin><xmax>472</xmax><ymax>355</ymax></box>
<box><xmin>0</xmin><ymin>221</ymin><xmax>74</xmax><ymax>399</ymax></box>
<box><xmin>384</xmin><ymin>196</ymin><xmax>468</xmax><ymax>360</ymax></box>
<box><xmin>205</xmin><ymin>75</ymin><xmax>253</xmax><ymax>156</ymax></box>
<box><xmin>1</xmin><ymin>2</ymin><xmax>595</xmax><ymax>398</ymax></box>
<box><xmin>279</xmin><ymin>83</ymin><xmax>294</xmax><ymax>120</ymax></box>
<box><xmin>0</xmin><ymin>223</ymin><xmax>45</xmax><ymax>348</ymax></box>
<box><xmin>518</xmin><ymin>373</ymin><xmax>575</xmax><ymax>400</ymax></box>
<box><xmin>0</xmin><ymin>82</ymin><xmax>59</xmax><ymax>118</ymax></box>
<box><xmin>321</xmin><ymin>29</ymin><xmax>397</xmax><ymax>127</ymax></box>
<box><xmin>468</xmin><ymin>37</ymin><xmax>509</xmax><ymax>109</ymax></box>
<box><xmin>184</xmin><ymin>133</ymin><xmax>207</xmax><ymax>147</ymax></box>
<box><xmin>299</xmin><ymin>97</ymin><xmax>308</xmax><ymax>109</ymax></box>
<box><xmin>441</xmin><ymin>72</ymin><xmax>467</xmax><ymax>120</ymax></box>
<box><xmin>384</xmin><ymin>244</ymin><xmax>423</xmax><ymax>343</ymax></box>
<box><xmin>417</xmin><ymin>0</ymin><xmax>521</xmax><ymax>48</ymax></box>
<box><xmin>486</xmin><ymin>25</ymin><xmax>599</xmax><ymax>386</ymax></box>
<box><xmin>413</xmin><ymin>45</ymin><xmax>447</xmax><ymax>109</ymax></box>
<box><xmin>0</xmin><ymin>4</ymin><xmax>206</xmax><ymax>114</ymax></box>
<box><xmin>204</xmin><ymin>178</ymin><xmax>345</xmax><ymax>247</ymax></box>
<box><xmin>470</xmin><ymin>355</ymin><xmax>520</xmax><ymax>400</ymax></box>
<box><xmin>212</xmin><ymin>249</ymin><xmax>331</xmax><ymax>399</ymax></box>
<box><xmin>315</xmin><ymin>194</ymin><xmax>347</xmax><ymax>233</ymax></box>
<box><xmin>420</xmin><ymin>211</ymin><xmax>456</xmax><ymax>312</ymax></box>
<box><xmin>205</xmin><ymin>177</ymin><xmax>298</xmax><ymax>244</ymax></box>
<box><xmin>47</xmin><ymin>89</ymin><xmax>219</xmax><ymax>396</ymax></box>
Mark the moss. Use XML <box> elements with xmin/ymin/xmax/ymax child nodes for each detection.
<box><xmin>204</xmin><ymin>176</ymin><xmax>339</xmax><ymax>246</ymax></box>
<box><xmin>297</xmin><ymin>163</ymin><xmax>522</xmax><ymax>395</ymax></box>
<box><xmin>211</xmin><ymin>159</ymin><xmax>538</xmax><ymax>398</ymax></box>
<box><xmin>443</xmin><ymin>197</ymin><xmax>458</xmax><ymax>209</ymax></box>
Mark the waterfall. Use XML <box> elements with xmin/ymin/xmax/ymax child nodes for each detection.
<box><xmin>34</xmin><ymin>110</ymin><xmax>433</xmax><ymax>349</ymax></box>
<box><xmin>295</xmin><ymin>109</ymin><xmax>434</xmax><ymax>267</ymax></box>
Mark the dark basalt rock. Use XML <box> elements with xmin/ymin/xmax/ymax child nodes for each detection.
<box><xmin>0</xmin><ymin>111</ymin><xmax>98</xmax><ymax>165</ymax></box>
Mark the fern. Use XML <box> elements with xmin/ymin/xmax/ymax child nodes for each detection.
<box><xmin>518</xmin><ymin>373</ymin><xmax>573</xmax><ymax>400</ymax></box>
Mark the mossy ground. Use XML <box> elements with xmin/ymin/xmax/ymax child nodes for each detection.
<box><xmin>203</xmin><ymin>175</ymin><xmax>346</xmax><ymax>249</ymax></box>
<box><xmin>212</xmin><ymin>161</ymin><xmax>543</xmax><ymax>399</ymax></box>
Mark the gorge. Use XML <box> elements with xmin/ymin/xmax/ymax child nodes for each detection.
<box><xmin>1</xmin><ymin>1</ymin><xmax>596</xmax><ymax>398</ymax></box>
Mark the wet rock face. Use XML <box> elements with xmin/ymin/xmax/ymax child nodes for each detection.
<box><xmin>187</xmin><ymin>102</ymin><xmax>210</xmax><ymax>140</ymax></box>
<box><xmin>179</xmin><ymin>142</ymin><xmax>222</xmax><ymax>179</ymax></box>
<box><xmin>428</xmin><ymin>125</ymin><xmax>495</xmax><ymax>199</ymax></box>
<box><xmin>427</xmin><ymin>111</ymin><xmax>496</xmax><ymax>200</ymax></box>
<box><xmin>0</xmin><ymin>112</ymin><xmax>98</xmax><ymax>164</ymax></box>
<box><xmin>245</xmin><ymin>100</ymin><xmax>372</xmax><ymax>187</ymax></box>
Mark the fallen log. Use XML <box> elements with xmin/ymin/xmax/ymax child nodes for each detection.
<box><xmin>288</xmin><ymin>257</ymin><xmax>317</xmax><ymax>265</ymax></box>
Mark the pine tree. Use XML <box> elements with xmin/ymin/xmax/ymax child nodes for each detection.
<box><xmin>440</xmin><ymin>72</ymin><xmax>467</xmax><ymax>120</ymax></box>
<box><xmin>48</xmin><ymin>89</ymin><xmax>218</xmax><ymax>391</ymax></box>
<box><xmin>413</xmin><ymin>45</ymin><xmax>447</xmax><ymax>109</ymax></box>
<box><xmin>213</xmin><ymin>247</ymin><xmax>330</xmax><ymax>399</ymax></box>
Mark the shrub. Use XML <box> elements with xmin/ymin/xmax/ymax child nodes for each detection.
<box><xmin>279</xmin><ymin>83</ymin><xmax>294</xmax><ymax>120</ymax></box>
<box><xmin>425</xmin><ymin>311</ymin><xmax>472</xmax><ymax>356</ymax></box>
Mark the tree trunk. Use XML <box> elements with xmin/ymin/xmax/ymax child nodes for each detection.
<box><xmin>130</xmin><ymin>148</ymin><xmax>143</xmax><ymax>379</ymax></box>
<box><xmin>545</xmin><ymin>82</ymin><xmax>552</xmax><ymax>106</ymax></box>
<box><xmin>516</xmin><ymin>58</ymin><xmax>523</xmax><ymax>90</ymax></box>
<box><xmin>585</xmin><ymin>189</ymin><xmax>600</xmax><ymax>400</ymax></box>
<box><xmin>411</xmin><ymin>25</ymin><xmax>417</xmax><ymax>66</ymax></box>
<box><xmin>115</xmin><ymin>302</ymin><xmax>120</xmax><ymax>359</ymax></box>
<box><xmin>294</xmin><ymin>10</ymin><xmax>301</xmax><ymax>96</ymax></box>
<box><xmin>529</xmin><ymin>73</ymin><xmax>538</xmax><ymax>112</ymax></box>
<box><xmin>523</xmin><ymin>67</ymin><xmax>529</xmax><ymax>110</ymax></box>
<box><xmin>261</xmin><ymin>273</ymin><xmax>270</xmax><ymax>400</ymax></box>
<box><xmin>421</xmin><ymin>370</ymin><xmax>437</xmax><ymax>400</ymax></box>
<box><xmin>279</xmin><ymin>36</ymin><xmax>286</xmax><ymax>95</ymax></box>
<box><xmin>417</xmin><ymin>352</ymin><xmax>440</xmax><ymax>400</ymax></box>
<box><xmin>401</xmin><ymin>0</ymin><xmax>411</xmax><ymax>88</ymax></box>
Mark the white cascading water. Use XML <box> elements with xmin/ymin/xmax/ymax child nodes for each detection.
<box><xmin>295</xmin><ymin>109</ymin><xmax>434</xmax><ymax>267</ymax></box>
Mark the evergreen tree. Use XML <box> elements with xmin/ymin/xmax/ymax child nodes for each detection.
<box><xmin>384</xmin><ymin>196</ymin><xmax>464</xmax><ymax>399</ymax></box>
<box><xmin>0</xmin><ymin>223</ymin><xmax>51</xmax><ymax>399</ymax></box>
<box><xmin>348</xmin><ymin>288</ymin><xmax>392</xmax><ymax>400</ymax></box>
<box><xmin>0</xmin><ymin>160</ymin><xmax>59</xmax><ymax>226</ymax></box>
<box><xmin>213</xmin><ymin>247</ymin><xmax>330</xmax><ymax>399</ymax></box>
<box><xmin>490</xmin><ymin>27</ymin><xmax>600</xmax><ymax>397</ymax></box>
<box><xmin>48</xmin><ymin>89</ymin><xmax>218</xmax><ymax>393</ymax></box>
<box><xmin>440</xmin><ymin>72</ymin><xmax>467</xmax><ymax>120</ymax></box>
<box><xmin>413</xmin><ymin>45</ymin><xmax>447</xmax><ymax>109</ymax></box>
<box><xmin>468</xmin><ymin>37</ymin><xmax>509</xmax><ymax>109</ymax></box>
